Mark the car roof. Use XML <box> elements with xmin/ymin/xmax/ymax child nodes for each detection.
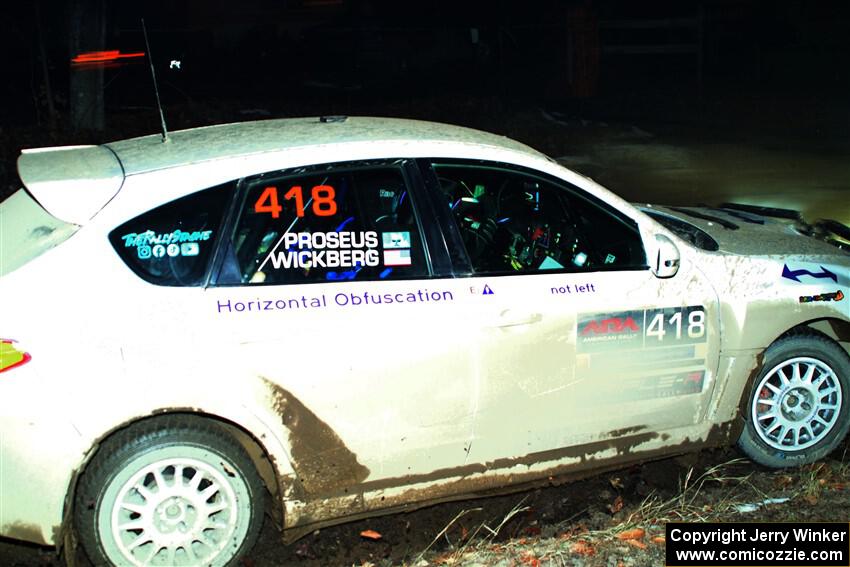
<box><xmin>107</xmin><ymin>116</ymin><xmax>547</xmax><ymax>176</ymax></box>
<box><xmin>18</xmin><ymin>116</ymin><xmax>547</xmax><ymax>225</ymax></box>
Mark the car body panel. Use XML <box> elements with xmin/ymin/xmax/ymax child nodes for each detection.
<box><xmin>103</xmin><ymin>117</ymin><xmax>548</xmax><ymax>177</ymax></box>
<box><xmin>0</xmin><ymin>361</ymin><xmax>85</xmax><ymax>546</ymax></box>
<box><xmin>645</xmin><ymin>204</ymin><xmax>849</xmax><ymax>257</ymax></box>
<box><xmin>446</xmin><ymin>260</ymin><xmax>721</xmax><ymax>465</ymax></box>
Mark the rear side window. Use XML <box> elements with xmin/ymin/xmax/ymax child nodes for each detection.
<box><xmin>0</xmin><ymin>189</ymin><xmax>79</xmax><ymax>276</ymax></box>
<box><xmin>109</xmin><ymin>183</ymin><xmax>232</xmax><ymax>286</ymax></box>
<box><xmin>217</xmin><ymin>165</ymin><xmax>428</xmax><ymax>285</ymax></box>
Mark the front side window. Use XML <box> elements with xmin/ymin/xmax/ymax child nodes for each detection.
<box><xmin>433</xmin><ymin>162</ymin><xmax>646</xmax><ymax>274</ymax></box>
<box><xmin>109</xmin><ymin>183</ymin><xmax>232</xmax><ymax>286</ymax></box>
<box><xmin>219</xmin><ymin>164</ymin><xmax>428</xmax><ymax>285</ymax></box>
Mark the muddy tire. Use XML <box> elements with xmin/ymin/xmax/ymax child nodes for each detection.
<box><xmin>737</xmin><ymin>335</ymin><xmax>850</xmax><ymax>468</ymax></box>
<box><xmin>74</xmin><ymin>416</ymin><xmax>265</xmax><ymax>566</ymax></box>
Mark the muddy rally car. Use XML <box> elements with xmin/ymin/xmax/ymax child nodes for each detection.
<box><xmin>1</xmin><ymin>117</ymin><xmax>848</xmax><ymax>566</ymax></box>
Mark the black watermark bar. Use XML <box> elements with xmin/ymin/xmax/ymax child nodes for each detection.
<box><xmin>666</xmin><ymin>522</ymin><xmax>849</xmax><ymax>566</ymax></box>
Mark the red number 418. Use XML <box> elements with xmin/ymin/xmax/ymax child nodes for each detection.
<box><xmin>254</xmin><ymin>185</ymin><xmax>337</xmax><ymax>218</ymax></box>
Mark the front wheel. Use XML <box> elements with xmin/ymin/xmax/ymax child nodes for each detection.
<box><xmin>74</xmin><ymin>416</ymin><xmax>265</xmax><ymax>566</ymax></box>
<box><xmin>737</xmin><ymin>335</ymin><xmax>850</xmax><ymax>468</ymax></box>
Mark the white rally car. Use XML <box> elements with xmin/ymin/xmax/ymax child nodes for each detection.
<box><xmin>1</xmin><ymin>117</ymin><xmax>848</xmax><ymax>566</ymax></box>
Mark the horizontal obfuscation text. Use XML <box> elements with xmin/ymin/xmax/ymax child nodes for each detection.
<box><xmin>216</xmin><ymin>289</ymin><xmax>454</xmax><ymax>313</ymax></box>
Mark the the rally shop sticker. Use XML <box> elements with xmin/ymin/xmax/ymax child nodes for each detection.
<box><xmin>121</xmin><ymin>229</ymin><xmax>212</xmax><ymax>260</ymax></box>
<box><xmin>577</xmin><ymin>305</ymin><xmax>706</xmax><ymax>354</ymax></box>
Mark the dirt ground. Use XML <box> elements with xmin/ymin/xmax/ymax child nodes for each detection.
<box><xmin>1</xmin><ymin>87</ymin><xmax>849</xmax><ymax>566</ymax></box>
<box><xmin>2</xmin><ymin>442</ymin><xmax>849</xmax><ymax>566</ymax></box>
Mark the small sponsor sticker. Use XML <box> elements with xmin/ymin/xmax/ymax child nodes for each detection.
<box><xmin>123</xmin><ymin>228</ymin><xmax>212</xmax><ymax>260</ymax></box>
<box><xmin>382</xmin><ymin>231</ymin><xmax>411</xmax><ymax>249</ymax></box>
<box><xmin>181</xmin><ymin>242</ymin><xmax>200</xmax><ymax>257</ymax></box>
<box><xmin>383</xmin><ymin>249</ymin><xmax>412</xmax><ymax>266</ymax></box>
<box><xmin>782</xmin><ymin>264</ymin><xmax>838</xmax><ymax>283</ymax></box>
<box><xmin>799</xmin><ymin>290</ymin><xmax>844</xmax><ymax>303</ymax></box>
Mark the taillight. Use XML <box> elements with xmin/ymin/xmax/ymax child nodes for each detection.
<box><xmin>0</xmin><ymin>339</ymin><xmax>31</xmax><ymax>373</ymax></box>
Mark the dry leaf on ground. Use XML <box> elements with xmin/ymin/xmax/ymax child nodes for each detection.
<box><xmin>571</xmin><ymin>540</ymin><xmax>596</xmax><ymax>556</ymax></box>
<box><xmin>616</xmin><ymin>528</ymin><xmax>646</xmax><ymax>541</ymax></box>
<box><xmin>359</xmin><ymin>529</ymin><xmax>382</xmax><ymax>540</ymax></box>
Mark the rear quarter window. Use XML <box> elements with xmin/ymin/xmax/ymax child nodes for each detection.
<box><xmin>108</xmin><ymin>183</ymin><xmax>233</xmax><ymax>286</ymax></box>
<box><xmin>0</xmin><ymin>189</ymin><xmax>79</xmax><ymax>276</ymax></box>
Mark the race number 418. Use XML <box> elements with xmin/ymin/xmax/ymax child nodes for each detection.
<box><xmin>254</xmin><ymin>185</ymin><xmax>337</xmax><ymax>218</ymax></box>
<box><xmin>646</xmin><ymin>306</ymin><xmax>706</xmax><ymax>342</ymax></box>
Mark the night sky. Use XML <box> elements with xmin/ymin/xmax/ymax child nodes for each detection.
<box><xmin>2</xmin><ymin>0</ymin><xmax>849</xmax><ymax>132</ymax></box>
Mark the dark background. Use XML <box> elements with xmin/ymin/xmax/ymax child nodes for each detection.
<box><xmin>4</xmin><ymin>1</ymin><xmax>849</xmax><ymax>130</ymax></box>
<box><xmin>1</xmin><ymin>0</ymin><xmax>849</xmax><ymax>213</ymax></box>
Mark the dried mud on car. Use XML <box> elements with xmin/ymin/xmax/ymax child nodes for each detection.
<box><xmin>3</xmin><ymin>445</ymin><xmax>849</xmax><ymax>567</ymax></box>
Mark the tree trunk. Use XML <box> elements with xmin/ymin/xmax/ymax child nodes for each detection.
<box><xmin>35</xmin><ymin>0</ymin><xmax>58</xmax><ymax>128</ymax></box>
<box><xmin>69</xmin><ymin>0</ymin><xmax>106</xmax><ymax>131</ymax></box>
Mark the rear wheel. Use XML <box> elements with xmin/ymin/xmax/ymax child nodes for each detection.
<box><xmin>737</xmin><ymin>335</ymin><xmax>850</xmax><ymax>468</ymax></box>
<box><xmin>75</xmin><ymin>416</ymin><xmax>265</xmax><ymax>566</ymax></box>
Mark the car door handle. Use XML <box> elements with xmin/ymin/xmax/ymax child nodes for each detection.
<box><xmin>494</xmin><ymin>310</ymin><xmax>542</xmax><ymax>328</ymax></box>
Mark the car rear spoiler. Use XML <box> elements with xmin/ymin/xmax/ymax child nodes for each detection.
<box><xmin>17</xmin><ymin>145</ymin><xmax>124</xmax><ymax>225</ymax></box>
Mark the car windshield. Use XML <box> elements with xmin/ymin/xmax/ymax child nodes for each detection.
<box><xmin>0</xmin><ymin>189</ymin><xmax>79</xmax><ymax>276</ymax></box>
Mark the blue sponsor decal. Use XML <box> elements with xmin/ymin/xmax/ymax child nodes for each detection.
<box><xmin>782</xmin><ymin>264</ymin><xmax>838</xmax><ymax>283</ymax></box>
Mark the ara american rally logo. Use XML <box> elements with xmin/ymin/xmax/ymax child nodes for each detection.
<box><xmin>577</xmin><ymin>311</ymin><xmax>643</xmax><ymax>350</ymax></box>
<box><xmin>580</xmin><ymin>316</ymin><xmax>640</xmax><ymax>335</ymax></box>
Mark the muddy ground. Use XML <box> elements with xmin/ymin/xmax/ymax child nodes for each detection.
<box><xmin>2</xmin><ymin>442</ymin><xmax>849</xmax><ymax>566</ymax></box>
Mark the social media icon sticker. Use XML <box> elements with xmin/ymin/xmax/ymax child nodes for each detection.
<box><xmin>181</xmin><ymin>242</ymin><xmax>200</xmax><ymax>256</ymax></box>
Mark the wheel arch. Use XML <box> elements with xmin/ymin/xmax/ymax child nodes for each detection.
<box><xmin>59</xmin><ymin>410</ymin><xmax>292</xmax><ymax>557</ymax></box>
<box><xmin>783</xmin><ymin>317</ymin><xmax>850</xmax><ymax>356</ymax></box>
<box><xmin>737</xmin><ymin>317</ymin><xmax>850</xmax><ymax>414</ymax></box>
<box><xmin>734</xmin><ymin>322</ymin><xmax>850</xmax><ymax>467</ymax></box>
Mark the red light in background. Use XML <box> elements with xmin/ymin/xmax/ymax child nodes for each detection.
<box><xmin>71</xmin><ymin>50</ymin><xmax>145</xmax><ymax>66</ymax></box>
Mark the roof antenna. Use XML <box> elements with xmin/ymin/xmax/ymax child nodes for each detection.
<box><xmin>141</xmin><ymin>18</ymin><xmax>168</xmax><ymax>142</ymax></box>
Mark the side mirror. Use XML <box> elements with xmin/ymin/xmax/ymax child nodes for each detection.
<box><xmin>652</xmin><ymin>234</ymin><xmax>680</xmax><ymax>278</ymax></box>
